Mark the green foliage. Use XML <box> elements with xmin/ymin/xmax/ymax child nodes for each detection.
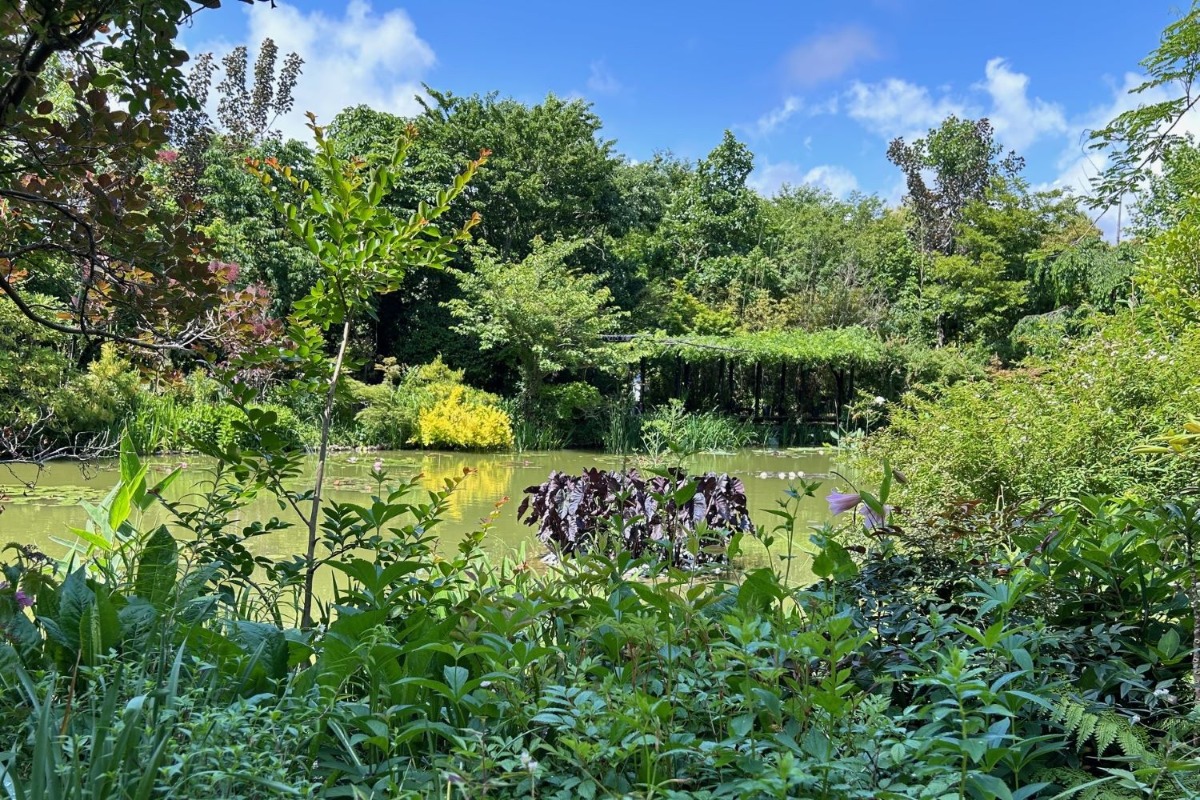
<box><xmin>446</xmin><ymin>237</ymin><xmax>627</xmax><ymax>408</ymax></box>
<box><xmin>1088</xmin><ymin>1</ymin><xmax>1200</xmax><ymax>209</ymax></box>
<box><xmin>196</xmin><ymin>137</ymin><xmax>320</xmax><ymax>315</ymax></box>
<box><xmin>1137</xmin><ymin>196</ymin><xmax>1200</xmax><ymax>329</ymax></box>
<box><xmin>640</xmin><ymin>399</ymin><xmax>755</xmax><ymax>454</ymax></box>
<box><xmin>4</xmin><ymin>427</ymin><xmax>1200</xmax><ymax>798</ymax></box>
<box><xmin>866</xmin><ymin>313</ymin><xmax>1200</xmax><ymax>512</ymax></box>
<box><xmin>1050</xmin><ymin>697</ymin><xmax>1147</xmax><ymax>760</ymax></box>
<box><xmin>888</xmin><ymin>115</ymin><xmax>1024</xmax><ymax>256</ymax></box>
<box><xmin>640</xmin><ymin>326</ymin><xmax>887</xmax><ymax>370</ymax></box>
<box><xmin>535</xmin><ymin>381</ymin><xmax>607</xmax><ymax>447</ymax></box>
<box><xmin>0</xmin><ymin>292</ymin><xmax>72</xmax><ymax>426</ymax></box>
<box><xmin>349</xmin><ymin>356</ymin><xmax>513</xmax><ymax>450</ymax></box>
<box><xmin>49</xmin><ymin>344</ymin><xmax>141</xmax><ymax>439</ymax></box>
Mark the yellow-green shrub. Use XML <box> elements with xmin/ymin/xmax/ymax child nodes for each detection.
<box><xmin>51</xmin><ymin>343</ymin><xmax>141</xmax><ymax>436</ymax></box>
<box><xmin>414</xmin><ymin>385</ymin><xmax>514</xmax><ymax>450</ymax></box>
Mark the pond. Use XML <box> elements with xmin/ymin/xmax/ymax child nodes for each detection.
<box><xmin>0</xmin><ymin>448</ymin><xmax>842</xmax><ymax>586</ymax></box>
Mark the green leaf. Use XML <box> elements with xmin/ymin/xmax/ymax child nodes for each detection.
<box><xmin>134</xmin><ymin>526</ymin><xmax>178</xmax><ymax>609</ymax></box>
<box><xmin>56</xmin><ymin>567</ymin><xmax>94</xmax><ymax>650</ymax></box>
<box><xmin>68</xmin><ymin>526</ymin><xmax>113</xmax><ymax>553</ymax></box>
<box><xmin>80</xmin><ymin>587</ymin><xmax>121</xmax><ymax>665</ymax></box>
<box><xmin>966</xmin><ymin>773</ymin><xmax>1012</xmax><ymax>800</ymax></box>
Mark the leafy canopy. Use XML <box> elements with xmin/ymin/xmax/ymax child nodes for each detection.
<box><xmin>446</xmin><ymin>237</ymin><xmax>627</xmax><ymax>406</ymax></box>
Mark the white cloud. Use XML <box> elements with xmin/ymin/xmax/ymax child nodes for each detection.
<box><xmin>844</xmin><ymin>59</ymin><xmax>1069</xmax><ymax>151</ymax></box>
<box><xmin>587</xmin><ymin>61</ymin><xmax>622</xmax><ymax>95</ymax></box>
<box><xmin>747</xmin><ymin>96</ymin><xmax>804</xmax><ymax>137</ymax></box>
<box><xmin>201</xmin><ymin>0</ymin><xmax>436</xmax><ymax>141</ymax></box>
<box><xmin>750</xmin><ymin>161</ymin><xmax>859</xmax><ymax>197</ymax></box>
<box><xmin>809</xmin><ymin>95</ymin><xmax>840</xmax><ymax>116</ymax></box>
<box><xmin>803</xmin><ymin>164</ymin><xmax>860</xmax><ymax>196</ymax></box>
<box><xmin>976</xmin><ymin>58</ymin><xmax>1066</xmax><ymax>151</ymax></box>
<box><xmin>741</xmin><ymin>93</ymin><xmax>838</xmax><ymax>139</ymax></box>
<box><xmin>844</xmin><ymin>77</ymin><xmax>970</xmax><ymax>142</ymax></box>
<box><xmin>1046</xmin><ymin>72</ymin><xmax>1200</xmax><ymax>196</ymax></box>
<box><xmin>749</xmin><ymin>161</ymin><xmax>806</xmax><ymax>196</ymax></box>
<box><xmin>785</xmin><ymin>26</ymin><xmax>880</xmax><ymax>87</ymax></box>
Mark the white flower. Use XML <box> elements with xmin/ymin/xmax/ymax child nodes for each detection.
<box><xmin>873</xmin><ymin>395</ymin><xmax>886</xmax><ymax>406</ymax></box>
<box><xmin>519</xmin><ymin>750</ymin><xmax>540</xmax><ymax>774</ymax></box>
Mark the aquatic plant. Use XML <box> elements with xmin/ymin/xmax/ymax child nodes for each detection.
<box><xmin>517</xmin><ymin>467</ymin><xmax>752</xmax><ymax>566</ymax></box>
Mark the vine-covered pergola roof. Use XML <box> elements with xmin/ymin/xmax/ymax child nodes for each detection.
<box><xmin>610</xmin><ymin>326</ymin><xmax>888</xmax><ymax>370</ymax></box>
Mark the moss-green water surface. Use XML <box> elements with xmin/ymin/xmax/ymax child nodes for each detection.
<box><xmin>0</xmin><ymin>448</ymin><xmax>840</xmax><ymax>585</ymax></box>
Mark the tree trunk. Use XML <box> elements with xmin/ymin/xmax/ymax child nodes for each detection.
<box><xmin>834</xmin><ymin>369</ymin><xmax>845</xmax><ymax>424</ymax></box>
<box><xmin>300</xmin><ymin>318</ymin><xmax>351</xmax><ymax>630</ymax></box>
<box><xmin>1191</xmin><ymin>572</ymin><xmax>1200</xmax><ymax>708</ymax></box>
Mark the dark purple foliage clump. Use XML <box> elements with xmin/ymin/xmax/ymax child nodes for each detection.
<box><xmin>517</xmin><ymin>468</ymin><xmax>753</xmax><ymax>567</ymax></box>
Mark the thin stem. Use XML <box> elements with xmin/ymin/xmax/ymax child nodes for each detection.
<box><xmin>300</xmin><ymin>317</ymin><xmax>352</xmax><ymax>630</ymax></box>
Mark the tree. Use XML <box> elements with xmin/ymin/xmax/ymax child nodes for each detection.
<box><xmin>251</xmin><ymin>116</ymin><xmax>485</xmax><ymax>629</ymax></box>
<box><xmin>646</xmin><ymin>131</ymin><xmax>762</xmax><ymax>279</ymax></box>
<box><xmin>888</xmin><ymin>116</ymin><xmax>1024</xmax><ymax>345</ymax></box>
<box><xmin>330</xmin><ymin>91</ymin><xmax>626</xmax><ymax>261</ymax></box>
<box><xmin>167</xmin><ymin>38</ymin><xmax>304</xmax><ymax>199</ymax></box>
<box><xmin>750</xmin><ymin>187</ymin><xmax>913</xmax><ymax>333</ymax></box>
<box><xmin>0</xmin><ymin>1</ymin><xmax>273</xmax><ymax>352</ymax></box>
<box><xmin>446</xmin><ymin>237</ymin><xmax>627</xmax><ymax>410</ymax></box>
<box><xmin>888</xmin><ymin>116</ymin><xmax>1023</xmax><ymax>258</ymax></box>
<box><xmin>192</xmin><ymin>137</ymin><xmax>319</xmax><ymax>316</ymax></box>
<box><xmin>1089</xmin><ymin>2</ymin><xmax>1200</xmax><ymax>210</ymax></box>
<box><xmin>1131</xmin><ymin>138</ymin><xmax>1200</xmax><ymax>237</ymax></box>
<box><xmin>325</xmin><ymin>94</ymin><xmax>633</xmax><ymax>385</ymax></box>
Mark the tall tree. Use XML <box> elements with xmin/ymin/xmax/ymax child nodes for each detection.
<box><xmin>445</xmin><ymin>237</ymin><xmax>627</xmax><ymax>410</ymax></box>
<box><xmin>0</xmin><ymin>0</ymin><xmax>272</xmax><ymax>351</ymax></box>
<box><xmin>887</xmin><ymin>116</ymin><xmax>1024</xmax><ymax>345</ymax></box>
<box><xmin>887</xmin><ymin>116</ymin><xmax>1023</xmax><ymax>256</ymax></box>
<box><xmin>1088</xmin><ymin>2</ymin><xmax>1200</xmax><ymax>210</ymax></box>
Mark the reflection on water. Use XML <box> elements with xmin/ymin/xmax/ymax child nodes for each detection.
<box><xmin>0</xmin><ymin>448</ymin><xmax>842</xmax><ymax>585</ymax></box>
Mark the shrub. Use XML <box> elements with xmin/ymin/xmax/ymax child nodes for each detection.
<box><xmin>0</xmin><ymin>292</ymin><xmax>72</xmax><ymax>427</ymax></box>
<box><xmin>640</xmin><ymin>398</ymin><xmax>753</xmax><ymax>453</ymax></box>
<box><xmin>414</xmin><ymin>384</ymin><xmax>514</xmax><ymax>450</ymax></box>
<box><xmin>865</xmin><ymin>313</ymin><xmax>1200</xmax><ymax>515</ymax></box>
<box><xmin>49</xmin><ymin>343</ymin><xmax>141</xmax><ymax>438</ymax></box>
<box><xmin>174</xmin><ymin>400</ymin><xmax>311</xmax><ymax>453</ymax></box>
<box><xmin>517</xmin><ymin>467</ymin><xmax>752</xmax><ymax>566</ymax></box>
<box><xmin>351</xmin><ymin>356</ymin><xmax>512</xmax><ymax>450</ymax></box>
<box><xmin>539</xmin><ymin>381</ymin><xmax>606</xmax><ymax>446</ymax></box>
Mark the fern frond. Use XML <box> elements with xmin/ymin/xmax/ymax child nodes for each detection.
<box><xmin>1049</xmin><ymin>696</ymin><xmax>1149</xmax><ymax>760</ymax></box>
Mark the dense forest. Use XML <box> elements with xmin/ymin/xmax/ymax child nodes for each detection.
<box><xmin>0</xmin><ymin>14</ymin><xmax>1138</xmax><ymax>458</ymax></box>
<box><xmin>5</xmin><ymin>1</ymin><xmax>1200</xmax><ymax>798</ymax></box>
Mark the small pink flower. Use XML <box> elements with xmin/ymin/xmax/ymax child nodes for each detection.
<box><xmin>372</xmin><ymin>459</ymin><xmax>384</xmax><ymax>473</ymax></box>
<box><xmin>826</xmin><ymin>491</ymin><xmax>861</xmax><ymax>516</ymax></box>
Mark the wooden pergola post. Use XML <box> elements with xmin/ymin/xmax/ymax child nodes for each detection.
<box><xmin>753</xmin><ymin>361</ymin><xmax>763</xmax><ymax>420</ymax></box>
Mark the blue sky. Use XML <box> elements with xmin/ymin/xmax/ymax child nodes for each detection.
<box><xmin>183</xmin><ymin>1</ymin><xmax>1186</xmax><ymax>212</ymax></box>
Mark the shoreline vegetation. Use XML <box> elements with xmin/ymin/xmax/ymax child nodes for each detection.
<box><xmin>4</xmin><ymin>1</ymin><xmax>1200</xmax><ymax>797</ymax></box>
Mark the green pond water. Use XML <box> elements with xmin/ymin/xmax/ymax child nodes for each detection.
<box><xmin>0</xmin><ymin>448</ymin><xmax>840</xmax><ymax>588</ymax></box>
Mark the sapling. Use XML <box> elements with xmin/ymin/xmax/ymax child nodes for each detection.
<box><xmin>250</xmin><ymin>115</ymin><xmax>486</xmax><ymax>628</ymax></box>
